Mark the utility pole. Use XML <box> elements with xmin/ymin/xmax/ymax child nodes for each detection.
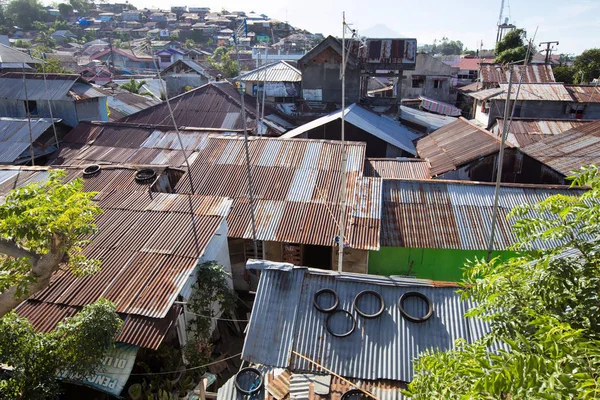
<box><xmin>108</xmin><ymin>34</ymin><xmax>116</xmax><ymax>74</ymax></box>
<box><xmin>539</xmin><ymin>41</ymin><xmax>559</xmax><ymax>65</ymax></box>
<box><xmin>337</xmin><ymin>12</ymin><xmax>348</xmax><ymax>273</ymax></box>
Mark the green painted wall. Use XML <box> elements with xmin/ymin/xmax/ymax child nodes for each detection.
<box><xmin>368</xmin><ymin>247</ymin><xmax>519</xmax><ymax>282</ymax></box>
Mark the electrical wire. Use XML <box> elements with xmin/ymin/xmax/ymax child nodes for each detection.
<box><xmin>185</xmin><ymin>310</ymin><xmax>249</xmax><ymax>322</ymax></box>
<box><xmin>107</xmin><ymin>352</ymin><xmax>243</xmax><ymax>376</ymax></box>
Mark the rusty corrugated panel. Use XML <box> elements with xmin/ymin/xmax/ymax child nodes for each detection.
<box><xmin>416</xmin><ymin>118</ymin><xmax>503</xmax><ymax>176</ymax></box>
<box><xmin>496</xmin><ymin>119</ymin><xmax>594</xmax><ymax>147</ymax></box>
<box><xmin>497</xmin><ymin>83</ymin><xmax>573</xmax><ymax>101</ymax></box>
<box><xmin>521</xmin><ymin>119</ymin><xmax>600</xmax><ymax>176</ymax></box>
<box><xmin>365</xmin><ymin>158</ymin><xmax>431</xmax><ymax>179</ymax></box>
<box><xmin>380</xmin><ymin>179</ymin><xmax>585</xmax><ymax>250</ymax></box>
<box><xmin>480</xmin><ymin>64</ymin><xmax>556</xmax><ymax>84</ymax></box>
<box><xmin>15</xmin><ymin>300</ymin><xmax>79</xmax><ymax>332</ymax></box>
<box><xmin>565</xmin><ymin>85</ymin><xmax>600</xmax><ymax>103</ymax></box>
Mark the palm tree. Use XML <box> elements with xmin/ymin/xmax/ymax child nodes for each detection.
<box><xmin>119</xmin><ymin>78</ymin><xmax>152</xmax><ymax>96</ymax></box>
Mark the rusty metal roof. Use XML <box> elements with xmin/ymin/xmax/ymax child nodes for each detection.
<box><xmin>52</xmin><ymin>121</ymin><xmax>218</xmax><ymax>168</ymax></box>
<box><xmin>119</xmin><ymin>81</ymin><xmax>291</xmax><ymax>135</ymax></box>
<box><xmin>380</xmin><ymin>179</ymin><xmax>585</xmax><ymax>250</ymax></box>
<box><xmin>495</xmin><ymin>118</ymin><xmax>595</xmax><ymax>147</ymax></box>
<box><xmin>497</xmin><ymin>83</ymin><xmax>573</xmax><ymax>102</ymax></box>
<box><xmin>416</xmin><ymin>118</ymin><xmax>504</xmax><ymax>176</ymax></box>
<box><xmin>565</xmin><ymin>85</ymin><xmax>600</xmax><ymax>103</ymax></box>
<box><xmin>0</xmin><ymin>118</ymin><xmax>58</xmax><ymax>163</ymax></box>
<box><xmin>520</xmin><ymin>119</ymin><xmax>600</xmax><ymax>177</ymax></box>
<box><xmin>365</xmin><ymin>158</ymin><xmax>431</xmax><ymax>179</ymax></box>
<box><xmin>235</xmin><ymin>61</ymin><xmax>302</xmax><ymax>82</ymax></box>
<box><xmin>15</xmin><ymin>300</ymin><xmax>178</xmax><ymax>349</ymax></box>
<box><xmin>479</xmin><ymin>64</ymin><xmax>556</xmax><ymax>84</ymax></box>
<box><xmin>175</xmin><ymin>136</ymin><xmax>382</xmax><ymax>250</ymax></box>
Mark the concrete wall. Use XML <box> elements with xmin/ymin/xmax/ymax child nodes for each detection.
<box><xmin>300</xmin><ymin>46</ymin><xmax>360</xmax><ymax>104</ymax></box>
<box><xmin>401</xmin><ymin>53</ymin><xmax>458</xmax><ymax>103</ymax></box>
<box><xmin>74</xmin><ymin>98</ymin><xmax>108</xmax><ymax>125</ymax></box>
<box><xmin>368</xmin><ymin>247</ymin><xmax>518</xmax><ymax>282</ymax></box>
<box><xmin>165</xmin><ymin>74</ymin><xmax>209</xmax><ymax>97</ymax></box>
<box><xmin>0</xmin><ymin>98</ymin><xmax>83</xmax><ymax>127</ymax></box>
<box><xmin>332</xmin><ymin>247</ymin><xmax>369</xmax><ymax>274</ymax></box>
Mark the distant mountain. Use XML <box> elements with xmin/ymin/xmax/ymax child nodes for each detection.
<box><xmin>360</xmin><ymin>24</ymin><xmax>405</xmax><ymax>38</ymax></box>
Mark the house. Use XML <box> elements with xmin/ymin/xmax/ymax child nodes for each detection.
<box><xmin>370</xmin><ymin>179</ymin><xmax>584</xmax><ymax>280</ymax></box>
<box><xmin>415</xmin><ymin>117</ymin><xmax>564</xmax><ymax>183</ymax></box>
<box><xmin>172</xmin><ymin>136</ymin><xmax>382</xmax><ymax>289</ymax></box>
<box><xmin>281</xmin><ymin>104</ymin><xmax>420</xmax><ymax>157</ymax></box>
<box><xmin>50</xmin><ymin>121</ymin><xmax>214</xmax><ymax>168</ymax></box>
<box><xmin>0</xmin><ymin>44</ymin><xmax>41</xmax><ymax>72</ymax></box>
<box><xmin>155</xmin><ymin>47</ymin><xmax>185</xmax><ymax>69</ymax></box>
<box><xmin>0</xmin><ymin>73</ymin><xmax>108</xmax><ymax>127</ymax></box>
<box><xmin>2</xmin><ymin>165</ymin><xmax>232</xmax><ymax>397</ymax></box>
<box><xmin>400</xmin><ymin>53</ymin><xmax>458</xmax><ymax>104</ymax></box>
<box><xmin>398</xmin><ymin>105</ymin><xmax>457</xmax><ymax>133</ymax></box>
<box><xmin>46</xmin><ymin>52</ymin><xmax>79</xmax><ymax>71</ymax></box>
<box><xmin>491</xmin><ymin>118</ymin><xmax>595</xmax><ymax>147</ymax></box>
<box><xmin>218</xmin><ymin>264</ymin><xmax>495</xmax><ymax>398</ymax></box>
<box><xmin>160</xmin><ymin>59</ymin><xmax>223</xmax><ymax>97</ymax></box>
<box><xmin>0</xmin><ymin>117</ymin><xmax>69</xmax><ymax>164</ymax></box>
<box><xmin>297</xmin><ymin>35</ymin><xmax>361</xmax><ymax>105</ymax></box>
<box><xmin>122</xmin><ymin>10</ymin><xmax>142</xmax><ymax>21</ymax></box>
<box><xmin>90</xmin><ymin>85</ymin><xmax>162</xmax><ymax>120</ymax></box>
<box><xmin>467</xmin><ymin>83</ymin><xmax>579</xmax><ymax>128</ymax></box>
<box><xmin>120</xmin><ymin>81</ymin><xmax>292</xmax><ymax>136</ymax></box>
<box><xmin>564</xmin><ymin>85</ymin><xmax>600</xmax><ymax>119</ymax></box>
<box><xmin>50</xmin><ymin>30</ymin><xmax>77</xmax><ymax>44</ymax></box>
<box><xmin>234</xmin><ymin>61</ymin><xmax>301</xmax><ymax>103</ymax></box>
<box><xmin>520</xmin><ymin>119</ymin><xmax>600</xmax><ymax>180</ymax></box>
<box><xmin>91</xmin><ymin>48</ymin><xmax>154</xmax><ymax>73</ymax></box>
<box><xmin>455</xmin><ymin>56</ymin><xmax>495</xmax><ymax>85</ymax></box>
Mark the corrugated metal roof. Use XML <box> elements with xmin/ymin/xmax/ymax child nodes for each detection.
<box><xmin>236</xmin><ymin>61</ymin><xmax>302</xmax><ymax>82</ymax></box>
<box><xmin>0</xmin><ymin>73</ymin><xmax>81</xmax><ymax>100</ymax></box>
<box><xmin>496</xmin><ymin>83</ymin><xmax>573</xmax><ymax>102</ymax></box>
<box><xmin>120</xmin><ymin>82</ymin><xmax>292</xmax><ymax>135</ymax></box>
<box><xmin>175</xmin><ymin>136</ymin><xmax>382</xmax><ymax>250</ymax></box>
<box><xmin>0</xmin><ymin>44</ymin><xmax>42</xmax><ymax>63</ymax></box>
<box><xmin>365</xmin><ymin>158</ymin><xmax>431</xmax><ymax>180</ymax></box>
<box><xmin>520</xmin><ymin>119</ymin><xmax>600</xmax><ymax>177</ymax></box>
<box><xmin>495</xmin><ymin>118</ymin><xmax>594</xmax><ymax>147</ymax></box>
<box><xmin>416</xmin><ymin>117</ymin><xmax>504</xmax><ymax>176</ymax></box>
<box><xmin>380</xmin><ymin>179</ymin><xmax>585</xmax><ymax>250</ymax></box>
<box><xmin>480</xmin><ymin>64</ymin><xmax>556</xmax><ymax>84</ymax></box>
<box><xmin>0</xmin><ymin>118</ymin><xmax>55</xmax><ymax>163</ymax></box>
<box><xmin>15</xmin><ymin>300</ymin><xmax>179</xmax><ymax>349</ymax></box>
<box><xmin>218</xmin><ymin>367</ymin><xmax>407</xmax><ymax>400</ymax></box>
<box><xmin>466</xmin><ymin>87</ymin><xmax>503</xmax><ymax>100</ymax></box>
<box><xmin>399</xmin><ymin>105</ymin><xmax>457</xmax><ymax>132</ymax></box>
<box><xmin>565</xmin><ymin>85</ymin><xmax>600</xmax><ymax>103</ymax></box>
<box><xmin>52</xmin><ymin>121</ymin><xmax>216</xmax><ymax>168</ymax></box>
<box><xmin>282</xmin><ymin>104</ymin><xmax>420</xmax><ymax>156</ymax></box>
<box><xmin>241</xmin><ymin>266</ymin><xmax>480</xmax><ymax>383</ymax></box>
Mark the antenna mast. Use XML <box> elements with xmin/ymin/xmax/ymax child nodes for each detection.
<box><xmin>495</xmin><ymin>0</ymin><xmax>515</xmax><ymax>44</ymax></box>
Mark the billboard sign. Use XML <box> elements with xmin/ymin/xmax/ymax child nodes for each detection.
<box><xmin>350</xmin><ymin>38</ymin><xmax>417</xmax><ymax>71</ymax></box>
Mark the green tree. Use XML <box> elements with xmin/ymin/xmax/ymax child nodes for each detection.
<box><xmin>69</xmin><ymin>0</ymin><xmax>93</xmax><ymax>15</ymax></box>
<box><xmin>6</xmin><ymin>0</ymin><xmax>46</xmax><ymax>30</ymax></box>
<box><xmin>495</xmin><ymin>29</ymin><xmax>534</xmax><ymax>64</ymax></box>
<box><xmin>573</xmin><ymin>48</ymin><xmax>600</xmax><ymax>84</ymax></box>
<box><xmin>120</xmin><ymin>78</ymin><xmax>153</xmax><ymax>96</ymax></box>
<box><xmin>0</xmin><ymin>171</ymin><xmax>102</xmax><ymax>316</ymax></box>
<box><xmin>436</xmin><ymin>38</ymin><xmax>464</xmax><ymax>55</ymax></box>
<box><xmin>207</xmin><ymin>46</ymin><xmax>238</xmax><ymax>78</ymax></box>
<box><xmin>184</xmin><ymin>39</ymin><xmax>195</xmax><ymax>49</ymax></box>
<box><xmin>553</xmin><ymin>65</ymin><xmax>576</xmax><ymax>84</ymax></box>
<box><xmin>405</xmin><ymin>165</ymin><xmax>600</xmax><ymax>399</ymax></box>
<box><xmin>0</xmin><ymin>300</ymin><xmax>122</xmax><ymax>399</ymax></box>
<box><xmin>35</xmin><ymin>58</ymin><xmax>74</xmax><ymax>74</ymax></box>
<box><xmin>57</xmin><ymin>3</ymin><xmax>73</xmax><ymax>19</ymax></box>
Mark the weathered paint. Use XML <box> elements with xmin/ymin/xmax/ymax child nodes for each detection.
<box><xmin>368</xmin><ymin>246</ymin><xmax>519</xmax><ymax>282</ymax></box>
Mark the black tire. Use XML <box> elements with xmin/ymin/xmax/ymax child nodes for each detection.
<box><xmin>82</xmin><ymin>164</ymin><xmax>101</xmax><ymax>177</ymax></box>
<box><xmin>135</xmin><ymin>168</ymin><xmax>157</xmax><ymax>183</ymax></box>
<box><xmin>340</xmin><ymin>389</ymin><xmax>371</xmax><ymax>400</ymax></box>
<box><xmin>353</xmin><ymin>290</ymin><xmax>385</xmax><ymax>319</ymax></box>
<box><xmin>398</xmin><ymin>291</ymin><xmax>433</xmax><ymax>323</ymax></box>
<box><xmin>313</xmin><ymin>288</ymin><xmax>339</xmax><ymax>313</ymax></box>
<box><xmin>325</xmin><ymin>310</ymin><xmax>356</xmax><ymax>338</ymax></box>
<box><xmin>234</xmin><ymin>367</ymin><xmax>263</xmax><ymax>395</ymax></box>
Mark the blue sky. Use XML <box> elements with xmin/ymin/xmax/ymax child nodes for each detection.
<box><xmin>131</xmin><ymin>0</ymin><xmax>599</xmax><ymax>55</ymax></box>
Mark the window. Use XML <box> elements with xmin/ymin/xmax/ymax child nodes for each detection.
<box><xmin>568</xmin><ymin>103</ymin><xmax>587</xmax><ymax>119</ymax></box>
<box><xmin>412</xmin><ymin>75</ymin><xmax>425</xmax><ymax>88</ymax></box>
<box><xmin>433</xmin><ymin>80</ymin><xmax>440</xmax><ymax>89</ymax></box>
<box><xmin>25</xmin><ymin>100</ymin><xmax>37</xmax><ymax>116</ymax></box>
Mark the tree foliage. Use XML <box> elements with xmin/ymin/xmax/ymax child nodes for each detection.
<box><xmin>119</xmin><ymin>78</ymin><xmax>152</xmax><ymax>96</ymax></box>
<box><xmin>495</xmin><ymin>29</ymin><xmax>534</xmax><ymax>64</ymax></box>
<box><xmin>58</xmin><ymin>3</ymin><xmax>73</xmax><ymax>19</ymax></box>
<box><xmin>184</xmin><ymin>261</ymin><xmax>236</xmax><ymax>371</ymax></box>
<box><xmin>553</xmin><ymin>65</ymin><xmax>576</xmax><ymax>84</ymax></box>
<box><xmin>405</xmin><ymin>165</ymin><xmax>600</xmax><ymax>399</ymax></box>
<box><xmin>207</xmin><ymin>46</ymin><xmax>239</xmax><ymax>78</ymax></box>
<box><xmin>0</xmin><ymin>171</ymin><xmax>101</xmax><ymax>316</ymax></box>
<box><xmin>573</xmin><ymin>48</ymin><xmax>600</xmax><ymax>84</ymax></box>
<box><xmin>0</xmin><ymin>299</ymin><xmax>122</xmax><ymax>399</ymax></box>
<box><xmin>35</xmin><ymin>58</ymin><xmax>74</xmax><ymax>74</ymax></box>
<box><xmin>5</xmin><ymin>0</ymin><xmax>46</xmax><ymax>30</ymax></box>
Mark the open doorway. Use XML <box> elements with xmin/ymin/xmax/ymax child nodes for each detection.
<box><xmin>302</xmin><ymin>244</ymin><xmax>332</xmax><ymax>270</ymax></box>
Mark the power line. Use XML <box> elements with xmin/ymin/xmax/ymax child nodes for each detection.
<box><xmin>107</xmin><ymin>353</ymin><xmax>243</xmax><ymax>376</ymax></box>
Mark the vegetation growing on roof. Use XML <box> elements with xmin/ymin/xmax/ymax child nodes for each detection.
<box><xmin>405</xmin><ymin>165</ymin><xmax>600</xmax><ymax>399</ymax></box>
<box><xmin>495</xmin><ymin>29</ymin><xmax>535</xmax><ymax>64</ymax></box>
